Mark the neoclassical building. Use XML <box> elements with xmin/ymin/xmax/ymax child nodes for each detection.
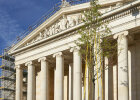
<box><xmin>8</xmin><ymin>0</ymin><xmax>140</xmax><ymax>100</ymax></box>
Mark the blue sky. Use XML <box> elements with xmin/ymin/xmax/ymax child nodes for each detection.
<box><xmin>0</xmin><ymin>0</ymin><xmax>62</xmax><ymax>55</ymax></box>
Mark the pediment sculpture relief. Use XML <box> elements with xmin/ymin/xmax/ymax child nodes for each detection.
<box><xmin>24</xmin><ymin>13</ymin><xmax>83</xmax><ymax>47</ymax></box>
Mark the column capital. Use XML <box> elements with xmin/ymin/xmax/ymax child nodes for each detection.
<box><xmin>38</xmin><ymin>57</ymin><xmax>46</xmax><ymax>62</ymax></box>
<box><xmin>70</xmin><ymin>46</ymin><xmax>80</xmax><ymax>52</ymax></box>
<box><xmin>69</xmin><ymin>63</ymin><xmax>73</xmax><ymax>67</ymax></box>
<box><xmin>113</xmin><ymin>31</ymin><xmax>128</xmax><ymax>39</ymax></box>
<box><xmin>53</xmin><ymin>52</ymin><xmax>63</xmax><ymax>58</ymax></box>
<box><xmin>25</xmin><ymin>61</ymin><xmax>32</xmax><ymax>66</ymax></box>
<box><xmin>15</xmin><ymin>65</ymin><xmax>22</xmax><ymax>69</ymax></box>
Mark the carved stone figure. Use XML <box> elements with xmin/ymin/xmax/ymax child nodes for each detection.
<box><xmin>74</xmin><ymin>16</ymin><xmax>79</xmax><ymax>25</ymax></box>
<box><xmin>67</xmin><ymin>16</ymin><xmax>75</xmax><ymax>27</ymax></box>
<box><xmin>39</xmin><ymin>32</ymin><xmax>43</xmax><ymax>39</ymax></box>
<box><xmin>26</xmin><ymin>42</ymin><xmax>29</xmax><ymax>46</ymax></box>
<box><xmin>58</xmin><ymin>20</ymin><xmax>62</xmax><ymax>31</ymax></box>
<box><xmin>49</xmin><ymin>27</ymin><xmax>53</xmax><ymax>36</ymax></box>
<box><xmin>44</xmin><ymin>28</ymin><xmax>48</xmax><ymax>38</ymax></box>
<box><xmin>55</xmin><ymin>22</ymin><xmax>60</xmax><ymax>33</ymax></box>
<box><xmin>51</xmin><ymin>25</ymin><xmax>55</xmax><ymax>35</ymax></box>
<box><xmin>77</xmin><ymin>14</ymin><xmax>83</xmax><ymax>23</ymax></box>
<box><xmin>67</xmin><ymin>14</ymin><xmax>82</xmax><ymax>27</ymax></box>
<box><xmin>61</xmin><ymin>0</ymin><xmax>70</xmax><ymax>8</ymax></box>
<box><xmin>60</xmin><ymin>15</ymin><xmax>68</xmax><ymax>30</ymax></box>
<box><xmin>35</xmin><ymin>32</ymin><xmax>42</xmax><ymax>41</ymax></box>
<box><xmin>81</xmin><ymin>13</ymin><xmax>86</xmax><ymax>21</ymax></box>
<box><xmin>31</xmin><ymin>39</ymin><xmax>35</xmax><ymax>43</ymax></box>
<box><xmin>74</xmin><ymin>14</ymin><xmax>83</xmax><ymax>25</ymax></box>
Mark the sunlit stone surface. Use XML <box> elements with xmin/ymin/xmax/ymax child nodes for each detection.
<box><xmin>9</xmin><ymin>0</ymin><xmax>140</xmax><ymax>100</ymax></box>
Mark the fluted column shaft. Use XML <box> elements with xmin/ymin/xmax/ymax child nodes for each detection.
<box><xmin>38</xmin><ymin>57</ymin><xmax>49</xmax><ymax>100</ymax></box>
<box><xmin>114</xmin><ymin>31</ymin><xmax>129</xmax><ymax>100</ymax></box>
<box><xmin>26</xmin><ymin>61</ymin><xmax>36</xmax><ymax>100</ymax></box>
<box><xmin>105</xmin><ymin>57</ymin><xmax>108</xmax><ymax>100</ymax></box>
<box><xmin>15</xmin><ymin>65</ymin><xmax>23</xmax><ymax>100</ymax></box>
<box><xmin>53</xmin><ymin>52</ymin><xmax>64</xmax><ymax>100</ymax></box>
<box><xmin>69</xmin><ymin>63</ymin><xmax>73</xmax><ymax>100</ymax></box>
<box><xmin>71</xmin><ymin>47</ymin><xmax>82</xmax><ymax>100</ymax></box>
<box><xmin>54</xmin><ymin>68</ymin><xmax>56</xmax><ymax>100</ymax></box>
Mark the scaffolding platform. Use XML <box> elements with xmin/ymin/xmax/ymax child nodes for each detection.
<box><xmin>0</xmin><ymin>87</ymin><xmax>15</xmax><ymax>92</ymax></box>
<box><xmin>0</xmin><ymin>55</ymin><xmax>14</xmax><ymax>62</ymax></box>
<box><xmin>0</xmin><ymin>66</ymin><xmax>15</xmax><ymax>72</ymax></box>
<box><xmin>0</xmin><ymin>76</ymin><xmax>15</xmax><ymax>82</ymax></box>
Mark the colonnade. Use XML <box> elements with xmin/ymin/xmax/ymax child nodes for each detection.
<box><xmin>15</xmin><ymin>31</ymin><xmax>129</xmax><ymax>100</ymax></box>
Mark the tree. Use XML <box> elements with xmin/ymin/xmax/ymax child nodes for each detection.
<box><xmin>76</xmin><ymin>0</ymin><xmax>117</xmax><ymax>100</ymax></box>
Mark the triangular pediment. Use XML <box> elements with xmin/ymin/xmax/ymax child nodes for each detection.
<box><xmin>8</xmin><ymin>2</ymin><xmax>90</xmax><ymax>55</ymax></box>
<box><xmin>8</xmin><ymin>0</ymin><xmax>133</xmax><ymax>55</ymax></box>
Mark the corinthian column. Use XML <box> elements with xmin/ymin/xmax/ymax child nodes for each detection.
<box><xmin>38</xmin><ymin>57</ymin><xmax>49</xmax><ymax>100</ymax></box>
<box><xmin>53</xmin><ymin>52</ymin><xmax>64</xmax><ymax>100</ymax></box>
<box><xmin>15</xmin><ymin>65</ymin><xmax>23</xmax><ymax>100</ymax></box>
<box><xmin>70</xmin><ymin>47</ymin><xmax>82</xmax><ymax>100</ymax></box>
<box><xmin>114</xmin><ymin>31</ymin><xmax>129</xmax><ymax>100</ymax></box>
<box><xmin>25</xmin><ymin>61</ymin><xmax>36</xmax><ymax>100</ymax></box>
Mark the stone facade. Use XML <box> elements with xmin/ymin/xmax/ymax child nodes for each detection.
<box><xmin>8</xmin><ymin>0</ymin><xmax>140</xmax><ymax>100</ymax></box>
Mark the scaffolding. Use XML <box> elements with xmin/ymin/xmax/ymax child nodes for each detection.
<box><xmin>0</xmin><ymin>50</ymin><xmax>27</xmax><ymax>100</ymax></box>
<box><xmin>0</xmin><ymin>50</ymin><xmax>16</xmax><ymax>100</ymax></box>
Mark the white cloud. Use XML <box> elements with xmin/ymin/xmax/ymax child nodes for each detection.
<box><xmin>0</xmin><ymin>9</ymin><xmax>23</xmax><ymax>47</ymax></box>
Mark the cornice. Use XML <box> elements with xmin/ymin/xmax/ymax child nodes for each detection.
<box><xmin>102</xmin><ymin>0</ymin><xmax>140</xmax><ymax>21</ymax></box>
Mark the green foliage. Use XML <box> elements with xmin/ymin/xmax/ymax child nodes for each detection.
<box><xmin>76</xmin><ymin>0</ymin><xmax>117</xmax><ymax>73</ymax></box>
<box><xmin>76</xmin><ymin>0</ymin><xmax>118</xmax><ymax>99</ymax></box>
